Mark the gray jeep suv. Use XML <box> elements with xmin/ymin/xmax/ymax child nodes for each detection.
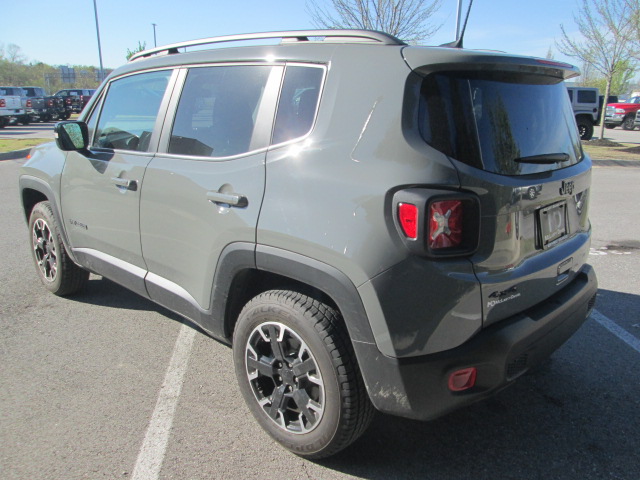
<box><xmin>19</xmin><ymin>30</ymin><xmax>597</xmax><ymax>458</ymax></box>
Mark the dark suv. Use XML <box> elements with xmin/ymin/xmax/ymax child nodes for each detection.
<box><xmin>19</xmin><ymin>30</ymin><xmax>597</xmax><ymax>459</ymax></box>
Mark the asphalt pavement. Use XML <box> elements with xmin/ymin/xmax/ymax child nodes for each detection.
<box><xmin>1</xmin><ymin>158</ymin><xmax>639</xmax><ymax>480</ymax></box>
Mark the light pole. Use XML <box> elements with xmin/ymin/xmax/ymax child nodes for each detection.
<box><xmin>93</xmin><ymin>0</ymin><xmax>105</xmax><ymax>81</ymax></box>
<box><xmin>152</xmin><ymin>23</ymin><xmax>157</xmax><ymax>47</ymax></box>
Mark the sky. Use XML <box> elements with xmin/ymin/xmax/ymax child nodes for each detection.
<box><xmin>2</xmin><ymin>0</ymin><xmax>583</xmax><ymax>70</ymax></box>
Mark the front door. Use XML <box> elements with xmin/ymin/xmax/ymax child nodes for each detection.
<box><xmin>60</xmin><ymin>69</ymin><xmax>174</xmax><ymax>295</ymax></box>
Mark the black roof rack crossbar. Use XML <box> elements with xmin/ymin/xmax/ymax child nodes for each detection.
<box><xmin>129</xmin><ymin>29</ymin><xmax>406</xmax><ymax>61</ymax></box>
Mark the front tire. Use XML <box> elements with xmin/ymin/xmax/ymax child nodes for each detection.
<box><xmin>233</xmin><ymin>290</ymin><xmax>374</xmax><ymax>459</ymax></box>
<box><xmin>29</xmin><ymin>201</ymin><xmax>89</xmax><ymax>296</ymax></box>
<box><xmin>622</xmin><ymin>115</ymin><xmax>635</xmax><ymax>130</ymax></box>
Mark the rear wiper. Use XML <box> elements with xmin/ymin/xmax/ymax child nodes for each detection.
<box><xmin>514</xmin><ymin>153</ymin><xmax>569</xmax><ymax>164</ymax></box>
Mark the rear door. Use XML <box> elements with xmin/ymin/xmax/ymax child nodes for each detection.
<box><xmin>414</xmin><ymin>65</ymin><xmax>592</xmax><ymax>326</ymax></box>
<box><xmin>140</xmin><ymin>64</ymin><xmax>283</xmax><ymax>315</ymax></box>
<box><xmin>60</xmin><ymin>69</ymin><xmax>175</xmax><ymax>296</ymax></box>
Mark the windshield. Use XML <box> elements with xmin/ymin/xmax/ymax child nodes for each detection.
<box><xmin>419</xmin><ymin>72</ymin><xmax>583</xmax><ymax>175</ymax></box>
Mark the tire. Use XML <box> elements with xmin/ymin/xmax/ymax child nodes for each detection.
<box><xmin>29</xmin><ymin>201</ymin><xmax>89</xmax><ymax>296</ymax></box>
<box><xmin>0</xmin><ymin>117</ymin><xmax>6</xmax><ymax>129</ymax></box>
<box><xmin>576</xmin><ymin>119</ymin><xmax>593</xmax><ymax>140</ymax></box>
<box><xmin>622</xmin><ymin>115</ymin><xmax>635</xmax><ymax>130</ymax></box>
<box><xmin>20</xmin><ymin>115</ymin><xmax>30</xmax><ymax>126</ymax></box>
<box><xmin>605</xmin><ymin>124</ymin><xmax>616</xmax><ymax>129</ymax></box>
<box><xmin>233</xmin><ymin>290</ymin><xmax>374</xmax><ymax>459</ymax></box>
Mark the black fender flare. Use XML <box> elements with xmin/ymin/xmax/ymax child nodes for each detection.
<box><xmin>206</xmin><ymin>243</ymin><xmax>377</xmax><ymax>346</ymax></box>
<box><xmin>19</xmin><ymin>175</ymin><xmax>78</xmax><ymax>264</ymax></box>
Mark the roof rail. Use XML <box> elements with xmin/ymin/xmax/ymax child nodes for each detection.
<box><xmin>128</xmin><ymin>29</ymin><xmax>406</xmax><ymax>62</ymax></box>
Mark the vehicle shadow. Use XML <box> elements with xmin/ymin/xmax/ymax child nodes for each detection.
<box><xmin>69</xmin><ymin>275</ymin><xmax>210</xmax><ymax>337</ymax></box>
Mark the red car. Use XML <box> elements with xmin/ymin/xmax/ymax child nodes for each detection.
<box><xmin>605</xmin><ymin>96</ymin><xmax>640</xmax><ymax>130</ymax></box>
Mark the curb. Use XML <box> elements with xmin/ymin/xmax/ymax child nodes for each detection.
<box><xmin>592</xmin><ymin>159</ymin><xmax>640</xmax><ymax>168</ymax></box>
<box><xmin>0</xmin><ymin>148</ymin><xmax>31</xmax><ymax>161</ymax></box>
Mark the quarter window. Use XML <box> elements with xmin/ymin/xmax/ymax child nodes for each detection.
<box><xmin>168</xmin><ymin>66</ymin><xmax>273</xmax><ymax>157</ymax></box>
<box><xmin>93</xmin><ymin>70</ymin><xmax>171</xmax><ymax>152</ymax></box>
<box><xmin>272</xmin><ymin>66</ymin><xmax>324</xmax><ymax>145</ymax></box>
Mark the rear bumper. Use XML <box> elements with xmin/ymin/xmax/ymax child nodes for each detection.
<box><xmin>354</xmin><ymin>264</ymin><xmax>597</xmax><ymax>421</ymax></box>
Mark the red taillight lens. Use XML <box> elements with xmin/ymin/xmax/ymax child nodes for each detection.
<box><xmin>428</xmin><ymin>200</ymin><xmax>463</xmax><ymax>249</ymax></box>
<box><xmin>448</xmin><ymin>367</ymin><xmax>477</xmax><ymax>392</ymax></box>
<box><xmin>66</xmin><ymin>98</ymin><xmax>71</xmax><ymax>105</ymax></box>
<box><xmin>0</xmin><ymin>99</ymin><xmax>5</xmax><ymax>107</ymax></box>
<box><xmin>398</xmin><ymin>203</ymin><xmax>419</xmax><ymax>239</ymax></box>
<box><xmin>47</xmin><ymin>99</ymin><xmax>53</xmax><ymax>106</ymax></box>
<box><xmin>26</xmin><ymin>99</ymin><xmax>32</xmax><ymax>107</ymax></box>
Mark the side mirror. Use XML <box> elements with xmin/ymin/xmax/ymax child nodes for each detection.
<box><xmin>55</xmin><ymin>121</ymin><xmax>89</xmax><ymax>151</ymax></box>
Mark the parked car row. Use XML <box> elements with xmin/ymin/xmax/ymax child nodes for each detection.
<box><xmin>0</xmin><ymin>86</ymin><xmax>95</xmax><ymax>128</ymax></box>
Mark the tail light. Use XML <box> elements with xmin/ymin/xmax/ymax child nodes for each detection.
<box><xmin>66</xmin><ymin>98</ymin><xmax>71</xmax><ymax>105</ymax></box>
<box><xmin>47</xmin><ymin>99</ymin><xmax>53</xmax><ymax>106</ymax></box>
<box><xmin>26</xmin><ymin>99</ymin><xmax>32</xmax><ymax>108</ymax></box>
<box><xmin>398</xmin><ymin>203</ymin><xmax>419</xmax><ymax>240</ymax></box>
<box><xmin>393</xmin><ymin>189</ymin><xmax>479</xmax><ymax>257</ymax></box>
<box><xmin>429</xmin><ymin>200</ymin><xmax>463</xmax><ymax>249</ymax></box>
<box><xmin>0</xmin><ymin>99</ymin><xmax>5</xmax><ymax>108</ymax></box>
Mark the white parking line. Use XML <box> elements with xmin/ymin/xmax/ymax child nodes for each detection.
<box><xmin>131</xmin><ymin>324</ymin><xmax>196</xmax><ymax>480</ymax></box>
<box><xmin>591</xmin><ymin>309</ymin><xmax>640</xmax><ymax>354</ymax></box>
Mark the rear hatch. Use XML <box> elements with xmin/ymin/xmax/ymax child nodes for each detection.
<box><xmin>404</xmin><ymin>48</ymin><xmax>592</xmax><ymax>326</ymax></box>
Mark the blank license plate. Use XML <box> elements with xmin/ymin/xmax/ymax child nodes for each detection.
<box><xmin>539</xmin><ymin>201</ymin><xmax>567</xmax><ymax>248</ymax></box>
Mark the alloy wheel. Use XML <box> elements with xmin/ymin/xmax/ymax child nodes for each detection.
<box><xmin>32</xmin><ymin>218</ymin><xmax>57</xmax><ymax>282</ymax></box>
<box><xmin>245</xmin><ymin>321</ymin><xmax>325</xmax><ymax>434</ymax></box>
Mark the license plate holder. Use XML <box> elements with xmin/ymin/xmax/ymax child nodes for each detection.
<box><xmin>538</xmin><ymin>201</ymin><xmax>568</xmax><ymax>249</ymax></box>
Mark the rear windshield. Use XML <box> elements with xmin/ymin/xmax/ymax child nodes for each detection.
<box><xmin>419</xmin><ymin>72</ymin><xmax>583</xmax><ymax>175</ymax></box>
<box><xmin>0</xmin><ymin>87</ymin><xmax>22</xmax><ymax>96</ymax></box>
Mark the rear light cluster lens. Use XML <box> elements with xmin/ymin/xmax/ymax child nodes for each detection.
<box><xmin>0</xmin><ymin>99</ymin><xmax>5</xmax><ymax>107</ymax></box>
<box><xmin>26</xmin><ymin>100</ymin><xmax>32</xmax><ymax>108</ymax></box>
<box><xmin>398</xmin><ymin>203</ymin><xmax>419</xmax><ymax>240</ymax></box>
<box><xmin>429</xmin><ymin>200</ymin><xmax>463</xmax><ymax>249</ymax></box>
<box><xmin>394</xmin><ymin>190</ymin><xmax>479</xmax><ymax>257</ymax></box>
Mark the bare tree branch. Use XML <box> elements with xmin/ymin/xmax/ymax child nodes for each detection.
<box><xmin>557</xmin><ymin>0</ymin><xmax>639</xmax><ymax>139</ymax></box>
<box><xmin>306</xmin><ymin>0</ymin><xmax>443</xmax><ymax>43</ymax></box>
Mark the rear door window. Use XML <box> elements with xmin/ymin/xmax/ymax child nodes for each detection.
<box><xmin>419</xmin><ymin>72</ymin><xmax>583</xmax><ymax>175</ymax></box>
<box><xmin>168</xmin><ymin>65</ymin><xmax>273</xmax><ymax>158</ymax></box>
<box><xmin>272</xmin><ymin>65</ymin><xmax>324</xmax><ymax>145</ymax></box>
<box><xmin>577</xmin><ymin>90</ymin><xmax>597</xmax><ymax>103</ymax></box>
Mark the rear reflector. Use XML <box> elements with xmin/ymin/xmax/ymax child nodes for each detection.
<box><xmin>398</xmin><ymin>203</ymin><xmax>418</xmax><ymax>239</ymax></box>
<box><xmin>429</xmin><ymin>200</ymin><xmax>463</xmax><ymax>249</ymax></box>
<box><xmin>448</xmin><ymin>367</ymin><xmax>477</xmax><ymax>392</ymax></box>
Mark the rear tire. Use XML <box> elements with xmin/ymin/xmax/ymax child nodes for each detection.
<box><xmin>605</xmin><ymin>124</ymin><xmax>616</xmax><ymax>129</ymax></box>
<box><xmin>576</xmin><ymin>119</ymin><xmax>593</xmax><ymax>140</ymax></box>
<box><xmin>233</xmin><ymin>290</ymin><xmax>374</xmax><ymax>459</ymax></box>
<box><xmin>29</xmin><ymin>201</ymin><xmax>89</xmax><ymax>296</ymax></box>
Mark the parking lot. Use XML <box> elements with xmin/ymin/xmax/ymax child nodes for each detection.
<box><xmin>1</xmin><ymin>145</ymin><xmax>639</xmax><ymax>478</ymax></box>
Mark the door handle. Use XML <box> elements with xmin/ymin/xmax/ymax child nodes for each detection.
<box><xmin>206</xmin><ymin>191</ymin><xmax>248</xmax><ymax>208</ymax></box>
<box><xmin>111</xmin><ymin>177</ymin><xmax>137</xmax><ymax>191</ymax></box>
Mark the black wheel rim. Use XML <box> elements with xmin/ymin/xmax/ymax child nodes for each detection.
<box><xmin>32</xmin><ymin>218</ymin><xmax>57</xmax><ymax>282</ymax></box>
<box><xmin>578</xmin><ymin>125</ymin><xmax>586</xmax><ymax>138</ymax></box>
<box><xmin>245</xmin><ymin>322</ymin><xmax>325</xmax><ymax>434</ymax></box>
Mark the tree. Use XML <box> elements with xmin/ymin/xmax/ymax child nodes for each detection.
<box><xmin>557</xmin><ymin>0</ymin><xmax>639</xmax><ymax>139</ymax></box>
<box><xmin>306</xmin><ymin>0</ymin><xmax>443</xmax><ymax>44</ymax></box>
<box><xmin>588</xmin><ymin>59</ymin><xmax>638</xmax><ymax>94</ymax></box>
<box><xmin>126</xmin><ymin>41</ymin><xmax>147</xmax><ymax>61</ymax></box>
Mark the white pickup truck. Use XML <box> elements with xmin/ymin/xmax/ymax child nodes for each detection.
<box><xmin>0</xmin><ymin>86</ymin><xmax>27</xmax><ymax>128</ymax></box>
